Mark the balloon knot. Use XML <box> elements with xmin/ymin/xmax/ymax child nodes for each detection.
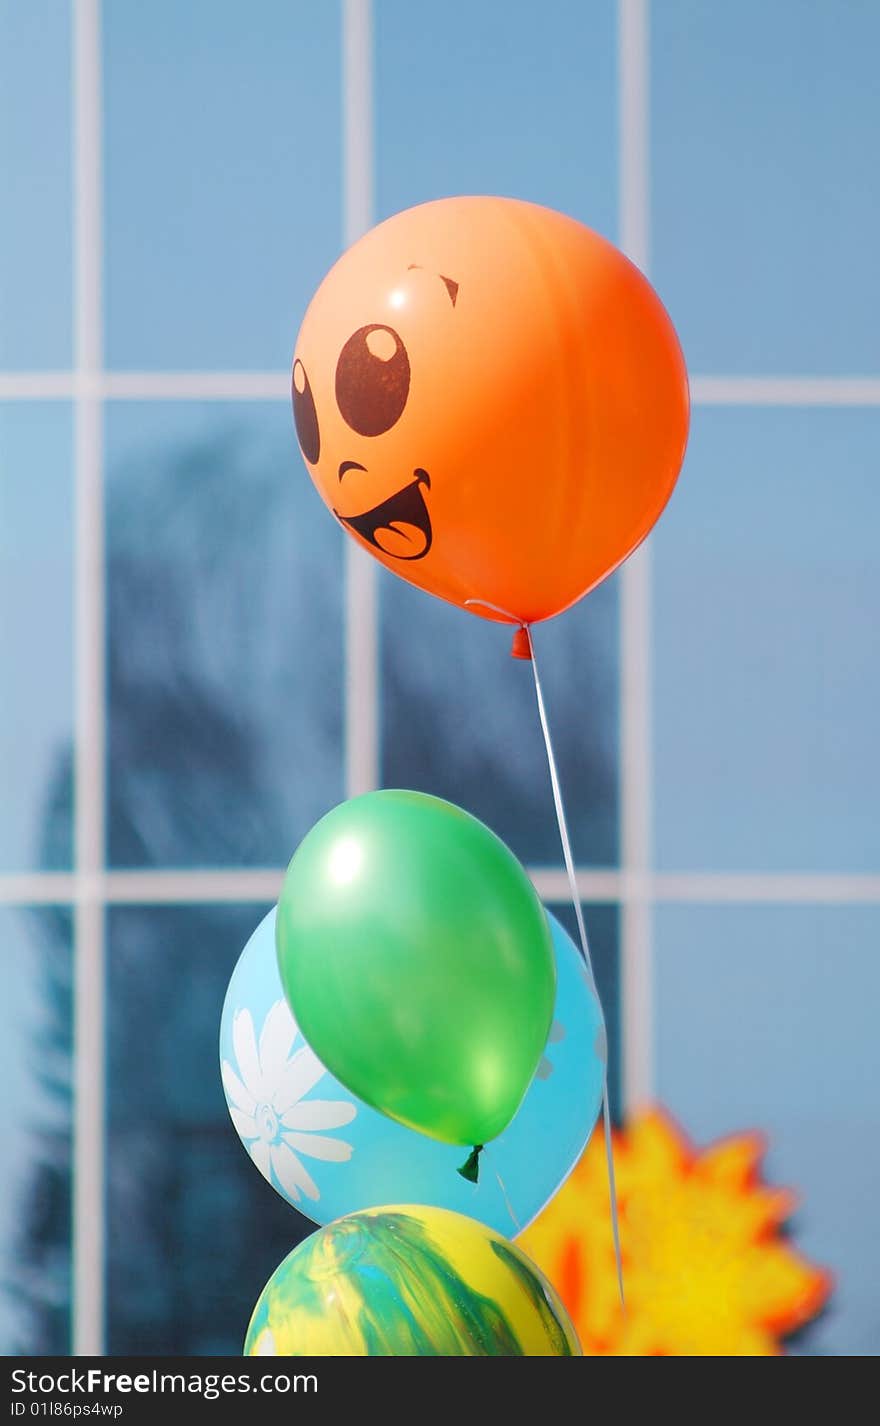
<box><xmin>457</xmin><ymin>1145</ymin><xmax>484</xmax><ymax>1183</ymax></box>
<box><xmin>510</xmin><ymin>626</ymin><xmax>532</xmax><ymax>660</ymax></box>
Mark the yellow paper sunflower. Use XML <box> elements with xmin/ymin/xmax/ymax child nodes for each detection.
<box><xmin>520</xmin><ymin>1108</ymin><xmax>831</xmax><ymax>1356</ymax></box>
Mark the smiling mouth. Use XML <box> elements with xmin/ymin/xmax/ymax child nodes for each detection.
<box><xmin>335</xmin><ymin>469</ymin><xmax>432</xmax><ymax>561</ymax></box>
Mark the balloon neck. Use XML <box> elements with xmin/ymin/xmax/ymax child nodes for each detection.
<box><xmin>510</xmin><ymin>626</ymin><xmax>532</xmax><ymax>660</ymax></box>
<box><xmin>457</xmin><ymin>1144</ymin><xmax>484</xmax><ymax>1183</ymax></box>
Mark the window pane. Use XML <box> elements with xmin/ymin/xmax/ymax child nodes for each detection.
<box><xmin>377</xmin><ymin>0</ymin><xmax>617</xmax><ymax>241</ymax></box>
<box><xmin>0</xmin><ymin>1</ymin><xmax>71</xmax><ymax>367</ymax></box>
<box><xmin>653</xmin><ymin>0</ymin><xmax>880</xmax><ymax>373</ymax></box>
<box><xmin>0</xmin><ymin>403</ymin><xmax>74</xmax><ymax>871</ymax></box>
<box><xmin>653</xmin><ymin>406</ymin><xmax>880</xmax><ymax>872</ymax></box>
<box><xmin>104</xmin><ymin>0</ymin><xmax>341</xmax><ymax>369</ymax></box>
<box><xmin>105</xmin><ymin>904</ymin><xmax>311</xmax><ymax>1355</ymax></box>
<box><xmin>381</xmin><ymin>579</ymin><xmax>619</xmax><ymax>866</ymax></box>
<box><xmin>655</xmin><ymin>902</ymin><xmax>880</xmax><ymax>1356</ymax></box>
<box><xmin>105</xmin><ymin>401</ymin><xmax>344</xmax><ymax>869</ymax></box>
<box><xmin>0</xmin><ymin>905</ymin><xmax>72</xmax><ymax>1354</ymax></box>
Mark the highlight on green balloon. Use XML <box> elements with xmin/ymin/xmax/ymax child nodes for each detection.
<box><xmin>245</xmin><ymin>1204</ymin><xmax>581</xmax><ymax>1357</ymax></box>
<box><xmin>275</xmin><ymin>790</ymin><xmax>556</xmax><ymax>1162</ymax></box>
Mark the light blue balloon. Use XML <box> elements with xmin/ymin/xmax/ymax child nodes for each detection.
<box><xmin>220</xmin><ymin>906</ymin><xmax>605</xmax><ymax>1237</ymax></box>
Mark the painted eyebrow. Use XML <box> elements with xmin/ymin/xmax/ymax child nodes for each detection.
<box><xmin>407</xmin><ymin>263</ymin><xmax>459</xmax><ymax>307</ymax></box>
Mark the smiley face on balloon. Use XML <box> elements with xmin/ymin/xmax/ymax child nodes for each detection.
<box><xmin>292</xmin><ymin>196</ymin><xmax>689</xmax><ymax>628</ymax></box>
<box><xmin>294</xmin><ymin>310</ymin><xmax>438</xmax><ymax>563</ymax></box>
<box><xmin>292</xmin><ymin>260</ymin><xmax>463</xmax><ymax>570</ymax></box>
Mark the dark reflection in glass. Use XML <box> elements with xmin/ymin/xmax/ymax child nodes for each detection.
<box><xmin>381</xmin><ymin>575</ymin><xmax>619</xmax><ymax>867</ymax></box>
<box><xmin>0</xmin><ymin>401</ymin><xmax>74</xmax><ymax>872</ymax></box>
<box><xmin>105</xmin><ymin>402</ymin><xmax>344</xmax><ymax>870</ymax></box>
<box><xmin>105</xmin><ymin>904</ymin><xmax>311</xmax><ymax>1356</ymax></box>
<box><xmin>547</xmin><ymin>901</ymin><xmax>620</xmax><ymax>1121</ymax></box>
<box><xmin>0</xmin><ymin>906</ymin><xmax>72</xmax><ymax>1353</ymax></box>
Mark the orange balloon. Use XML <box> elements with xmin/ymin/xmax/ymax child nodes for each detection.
<box><xmin>292</xmin><ymin>197</ymin><xmax>688</xmax><ymax>628</ymax></box>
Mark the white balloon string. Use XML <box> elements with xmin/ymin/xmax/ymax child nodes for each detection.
<box><xmin>483</xmin><ymin>1145</ymin><xmax>522</xmax><ymax>1234</ymax></box>
<box><xmin>525</xmin><ymin>623</ymin><xmax>625</xmax><ymax>1310</ymax></box>
<box><xmin>463</xmin><ymin>598</ymin><xmax>625</xmax><ymax>1307</ymax></box>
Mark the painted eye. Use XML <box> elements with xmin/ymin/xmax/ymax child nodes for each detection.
<box><xmin>335</xmin><ymin>325</ymin><xmax>410</xmax><ymax>437</ymax></box>
<box><xmin>292</xmin><ymin>358</ymin><xmax>321</xmax><ymax>464</ymax></box>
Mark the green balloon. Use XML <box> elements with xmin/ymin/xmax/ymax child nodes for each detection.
<box><xmin>275</xmin><ymin>790</ymin><xmax>555</xmax><ymax>1149</ymax></box>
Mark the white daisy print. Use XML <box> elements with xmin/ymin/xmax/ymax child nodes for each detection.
<box><xmin>222</xmin><ymin>999</ymin><xmax>356</xmax><ymax>1203</ymax></box>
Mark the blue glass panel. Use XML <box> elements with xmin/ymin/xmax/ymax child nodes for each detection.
<box><xmin>0</xmin><ymin>1</ymin><xmax>72</xmax><ymax>368</ymax></box>
<box><xmin>653</xmin><ymin>1</ymin><xmax>880</xmax><ymax>373</ymax></box>
<box><xmin>105</xmin><ymin>401</ymin><xmax>344</xmax><ymax>869</ymax></box>
<box><xmin>105</xmin><ymin>904</ymin><xmax>309</xmax><ymax>1354</ymax></box>
<box><xmin>0</xmin><ymin>905</ymin><xmax>72</xmax><ymax>1353</ymax></box>
<box><xmin>376</xmin><ymin>0</ymin><xmax>617</xmax><ymax>239</ymax></box>
<box><xmin>653</xmin><ymin>406</ymin><xmax>880</xmax><ymax>873</ymax></box>
<box><xmin>381</xmin><ymin>576</ymin><xmax>619</xmax><ymax>867</ymax></box>
<box><xmin>103</xmin><ymin>0</ymin><xmax>341</xmax><ymax>369</ymax></box>
<box><xmin>0</xmin><ymin>402</ymin><xmax>73</xmax><ymax>870</ymax></box>
<box><xmin>655</xmin><ymin>902</ymin><xmax>880</xmax><ymax>1356</ymax></box>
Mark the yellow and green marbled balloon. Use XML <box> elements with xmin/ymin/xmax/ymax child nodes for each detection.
<box><xmin>245</xmin><ymin>1204</ymin><xmax>581</xmax><ymax>1357</ymax></box>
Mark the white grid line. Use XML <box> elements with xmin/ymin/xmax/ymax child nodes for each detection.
<box><xmin>0</xmin><ymin>373</ymin><xmax>78</xmax><ymax>398</ymax></box>
<box><xmin>618</xmin><ymin>0</ymin><xmax>653</xmax><ymax>1115</ymax></box>
<box><xmin>5</xmin><ymin>372</ymin><xmax>880</xmax><ymax>404</ymax></box>
<box><xmin>691</xmin><ymin>376</ymin><xmax>880</xmax><ymax>406</ymax></box>
<box><xmin>342</xmin><ymin>0</ymin><xmax>379</xmax><ymax>798</ymax></box>
<box><xmin>7</xmin><ymin>866</ymin><xmax>880</xmax><ymax>907</ymax></box>
<box><xmin>7</xmin><ymin>867</ymin><xmax>880</xmax><ymax>908</ymax></box>
<box><xmin>532</xmin><ymin>869</ymin><xmax>880</xmax><ymax>904</ymax></box>
<box><xmin>0</xmin><ymin>372</ymin><xmax>290</xmax><ymax>399</ymax></box>
<box><xmin>71</xmin><ymin>0</ymin><xmax>105</xmax><ymax>1358</ymax></box>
